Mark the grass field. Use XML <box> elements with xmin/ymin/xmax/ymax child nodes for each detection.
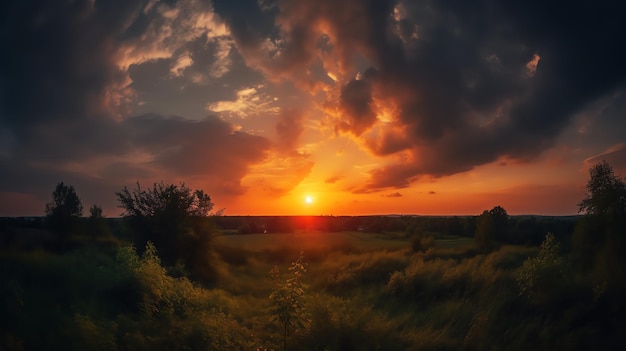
<box><xmin>3</xmin><ymin>225</ymin><xmax>622</xmax><ymax>351</ymax></box>
<box><xmin>215</xmin><ymin>230</ymin><xmax>410</xmax><ymax>252</ymax></box>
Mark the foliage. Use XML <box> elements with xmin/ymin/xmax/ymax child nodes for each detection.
<box><xmin>3</xmin><ymin>227</ymin><xmax>626</xmax><ymax>350</ymax></box>
<box><xmin>517</xmin><ymin>233</ymin><xmax>566</xmax><ymax>302</ymax></box>
<box><xmin>474</xmin><ymin>210</ymin><xmax>495</xmax><ymax>249</ymax></box>
<box><xmin>410</xmin><ymin>234</ymin><xmax>434</xmax><ymax>252</ymax></box>
<box><xmin>578</xmin><ymin>160</ymin><xmax>626</xmax><ymax>216</ymax></box>
<box><xmin>269</xmin><ymin>251</ymin><xmax>308</xmax><ymax>351</ymax></box>
<box><xmin>474</xmin><ymin>206</ymin><xmax>509</xmax><ymax>249</ymax></box>
<box><xmin>86</xmin><ymin>205</ymin><xmax>113</xmax><ymax>241</ymax></box>
<box><xmin>387</xmin><ymin>251</ymin><xmax>502</xmax><ymax>301</ymax></box>
<box><xmin>117</xmin><ymin>181</ymin><xmax>214</xmax><ymax>218</ymax></box>
<box><xmin>574</xmin><ymin>161</ymin><xmax>626</xmax><ymax>290</ymax></box>
<box><xmin>116</xmin><ymin>182</ymin><xmax>219</xmax><ymax>282</ymax></box>
<box><xmin>44</xmin><ymin>182</ymin><xmax>83</xmax><ymax>246</ymax></box>
<box><xmin>320</xmin><ymin>249</ymin><xmax>409</xmax><ymax>292</ymax></box>
<box><xmin>302</xmin><ymin>293</ymin><xmax>406</xmax><ymax>350</ymax></box>
<box><xmin>89</xmin><ymin>205</ymin><xmax>103</xmax><ymax>218</ymax></box>
<box><xmin>45</xmin><ymin>182</ymin><xmax>84</xmax><ymax>218</ymax></box>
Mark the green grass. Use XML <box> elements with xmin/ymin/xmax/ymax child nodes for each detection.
<box><xmin>2</xmin><ymin>229</ymin><xmax>622</xmax><ymax>351</ymax></box>
<box><xmin>215</xmin><ymin>230</ymin><xmax>409</xmax><ymax>252</ymax></box>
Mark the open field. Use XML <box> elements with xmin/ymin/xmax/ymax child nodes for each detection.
<box><xmin>215</xmin><ymin>230</ymin><xmax>410</xmax><ymax>252</ymax></box>
<box><xmin>2</xmin><ymin>214</ymin><xmax>625</xmax><ymax>350</ymax></box>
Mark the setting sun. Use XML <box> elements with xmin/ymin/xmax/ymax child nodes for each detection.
<box><xmin>305</xmin><ymin>196</ymin><xmax>313</xmax><ymax>204</ymax></box>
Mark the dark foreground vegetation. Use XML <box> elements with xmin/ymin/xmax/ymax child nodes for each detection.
<box><xmin>1</xmin><ymin>161</ymin><xmax>625</xmax><ymax>350</ymax></box>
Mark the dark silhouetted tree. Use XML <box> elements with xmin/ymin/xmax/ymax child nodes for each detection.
<box><xmin>89</xmin><ymin>204</ymin><xmax>103</xmax><ymax>218</ymax></box>
<box><xmin>574</xmin><ymin>161</ymin><xmax>626</xmax><ymax>291</ymax></box>
<box><xmin>87</xmin><ymin>204</ymin><xmax>111</xmax><ymax>241</ymax></box>
<box><xmin>45</xmin><ymin>182</ymin><xmax>83</xmax><ymax>246</ymax></box>
<box><xmin>116</xmin><ymin>182</ymin><xmax>219</xmax><ymax>282</ymax></box>
<box><xmin>475</xmin><ymin>210</ymin><xmax>495</xmax><ymax>249</ymax></box>
<box><xmin>490</xmin><ymin>205</ymin><xmax>510</xmax><ymax>242</ymax></box>
<box><xmin>578</xmin><ymin>160</ymin><xmax>626</xmax><ymax>217</ymax></box>
<box><xmin>475</xmin><ymin>206</ymin><xmax>509</xmax><ymax>249</ymax></box>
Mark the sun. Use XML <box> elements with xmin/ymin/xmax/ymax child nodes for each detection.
<box><xmin>304</xmin><ymin>195</ymin><xmax>313</xmax><ymax>204</ymax></box>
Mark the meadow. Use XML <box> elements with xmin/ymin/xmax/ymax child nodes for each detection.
<box><xmin>3</xmin><ymin>217</ymin><xmax>623</xmax><ymax>351</ymax></box>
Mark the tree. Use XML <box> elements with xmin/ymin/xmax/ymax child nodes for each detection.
<box><xmin>45</xmin><ymin>182</ymin><xmax>83</xmax><ymax>218</ymax></box>
<box><xmin>45</xmin><ymin>182</ymin><xmax>83</xmax><ymax>244</ymax></box>
<box><xmin>475</xmin><ymin>210</ymin><xmax>495</xmax><ymax>249</ymax></box>
<box><xmin>117</xmin><ymin>182</ymin><xmax>214</xmax><ymax>219</ymax></box>
<box><xmin>87</xmin><ymin>204</ymin><xmax>111</xmax><ymax>240</ymax></box>
<box><xmin>578</xmin><ymin>160</ymin><xmax>626</xmax><ymax>217</ymax></box>
<box><xmin>116</xmin><ymin>182</ymin><xmax>219</xmax><ymax>282</ymax></box>
<box><xmin>270</xmin><ymin>252</ymin><xmax>308</xmax><ymax>351</ymax></box>
<box><xmin>89</xmin><ymin>204</ymin><xmax>103</xmax><ymax>218</ymax></box>
<box><xmin>574</xmin><ymin>161</ymin><xmax>626</xmax><ymax>290</ymax></box>
<box><xmin>474</xmin><ymin>206</ymin><xmax>509</xmax><ymax>249</ymax></box>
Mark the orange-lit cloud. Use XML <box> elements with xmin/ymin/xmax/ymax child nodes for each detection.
<box><xmin>207</xmin><ymin>85</ymin><xmax>279</xmax><ymax>118</ymax></box>
<box><xmin>325</xmin><ymin>176</ymin><xmax>344</xmax><ymax>184</ymax></box>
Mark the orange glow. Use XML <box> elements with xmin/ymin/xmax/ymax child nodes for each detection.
<box><xmin>225</xmin><ymin>150</ymin><xmax>588</xmax><ymax>216</ymax></box>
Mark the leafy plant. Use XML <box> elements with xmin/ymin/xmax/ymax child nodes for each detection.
<box><xmin>517</xmin><ymin>233</ymin><xmax>564</xmax><ymax>302</ymax></box>
<box><xmin>116</xmin><ymin>182</ymin><xmax>220</xmax><ymax>282</ymax></box>
<box><xmin>45</xmin><ymin>182</ymin><xmax>83</xmax><ymax>245</ymax></box>
<box><xmin>269</xmin><ymin>251</ymin><xmax>308</xmax><ymax>351</ymax></box>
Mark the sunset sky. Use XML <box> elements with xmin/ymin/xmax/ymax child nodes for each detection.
<box><xmin>1</xmin><ymin>0</ymin><xmax>626</xmax><ymax>216</ymax></box>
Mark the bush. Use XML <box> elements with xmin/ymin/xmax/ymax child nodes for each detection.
<box><xmin>517</xmin><ymin>233</ymin><xmax>567</xmax><ymax>303</ymax></box>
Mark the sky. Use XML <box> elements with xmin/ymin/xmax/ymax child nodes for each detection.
<box><xmin>1</xmin><ymin>0</ymin><xmax>626</xmax><ymax>217</ymax></box>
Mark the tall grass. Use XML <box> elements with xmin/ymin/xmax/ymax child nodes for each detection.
<box><xmin>3</xmin><ymin>230</ymin><xmax>624</xmax><ymax>350</ymax></box>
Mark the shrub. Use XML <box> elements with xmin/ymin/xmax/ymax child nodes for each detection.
<box><xmin>517</xmin><ymin>233</ymin><xmax>566</xmax><ymax>302</ymax></box>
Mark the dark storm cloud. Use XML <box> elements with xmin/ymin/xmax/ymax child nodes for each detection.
<box><xmin>0</xmin><ymin>0</ymin><xmax>143</xmax><ymax>128</ymax></box>
<box><xmin>0</xmin><ymin>0</ymin><xmax>273</xmax><ymax>215</ymax></box>
<box><xmin>126</xmin><ymin>114</ymin><xmax>270</xmax><ymax>182</ymax></box>
<box><xmin>0</xmin><ymin>113</ymin><xmax>271</xmax><ymax>213</ymax></box>
<box><xmin>338</xmin><ymin>79</ymin><xmax>377</xmax><ymax>135</ymax></box>
<box><xmin>225</xmin><ymin>0</ymin><xmax>626</xmax><ymax>191</ymax></box>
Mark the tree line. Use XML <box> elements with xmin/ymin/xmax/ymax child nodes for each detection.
<box><xmin>32</xmin><ymin>160</ymin><xmax>626</xmax><ymax>288</ymax></box>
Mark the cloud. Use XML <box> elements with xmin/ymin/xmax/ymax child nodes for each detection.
<box><xmin>117</xmin><ymin>0</ymin><xmax>229</xmax><ymax>70</ymax></box>
<box><xmin>243</xmin><ymin>107</ymin><xmax>315</xmax><ymax>197</ymax></box>
<box><xmin>0</xmin><ymin>113</ymin><xmax>272</xmax><ymax>215</ymax></box>
<box><xmin>0</xmin><ymin>0</ymin><xmax>234</xmax><ymax>128</ymax></box>
<box><xmin>383</xmin><ymin>192</ymin><xmax>402</xmax><ymax>198</ymax></box>
<box><xmin>210</xmin><ymin>37</ymin><xmax>235</xmax><ymax>78</ymax></box>
<box><xmin>337</xmin><ymin>77</ymin><xmax>377</xmax><ymax>135</ymax></box>
<box><xmin>583</xmin><ymin>143</ymin><xmax>626</xmax><ymax>176</ymax></box>
<box><xmin>1</xmin><ymin>0</ymin><xmax>135</xmax><ymax>127</ymax></box>
<box><xmin>126</xmin><ymin>114</ymin><xmax>271</xmax><ymax>192</ymax></box>
<box><xmin>224</xmin><ymin>0</ymin><xmax>626</xmax><ymax>192</ymax></box>
<box><xmin>275</xmin><ymin>109</ymin><xmax>305</xmax><ymax>153</ymax></box>
<box><xmin>325</xmin><ymin>176</ymin><xmax>344</xmax><ymax>184</ymax></box>
<box><xmin>245</xmin><ymin>155</ymin><xmax>314</xmax><ymax>197</ymax></box>
<box><xmin>207</xmin><ymin>85</ymin><xmax>279</xmax><ymax>117</ymax></box>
